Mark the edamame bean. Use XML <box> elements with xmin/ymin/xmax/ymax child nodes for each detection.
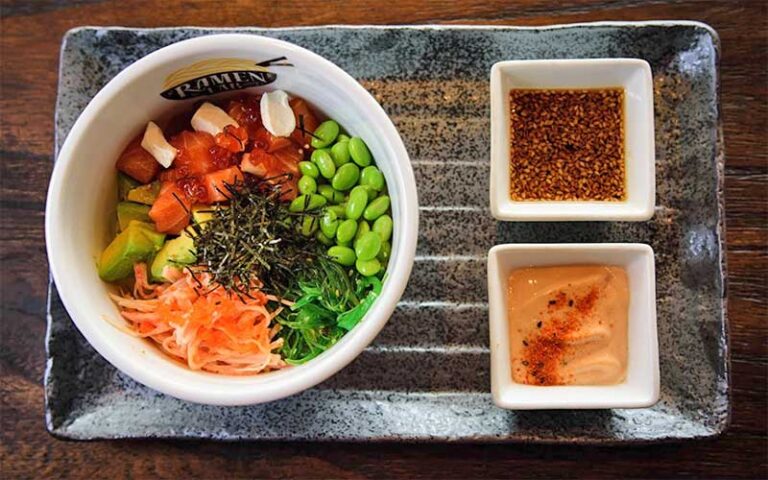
<box><xmin>316</xmin><ymin>230</ymin><xmax>334</xmax><ymax>246</ymax></box>
<box><xmin>355</xmin><ymin>231</ymin><xmax>382</xmax><ymax>261</ymax></box>
<box><xmin>363</xmin><ymin>195</ymin><xmax>390</xmax><ymax>221</ymax></box>
<box><xmin>346</xmin><ymin>187</ymin><xmax>369</xmax><ymax>220</ymax></box>
<box><xmin>312</xmin><ymin>149</ymin><xmax>336</xmax><ymax>179</ymax></box>
<box><xmin>318</xmin><ymin>185</ymin><xmax>345</xmax><ymax>204</ymax></box>
<box><xmin>310</xmin><ymin>148</ymin><xmax>328</xmax><ymax>164</ymax></box>
<box><xmin>320</xmin><ymin>210</ymin><xmax>339</xmax><ymax>238</ymax></box>
<box><xmin>298</xmin><ymin>161</ymin><xmax>319</xmax><ymax>178</ymax></box>
<box><xmin>372</xmin><ymin>214</ymin><xmax>393</xmax><ymax>241</ymax></box>
<box><xmin>355</xmin><ymin>220</ymin><xmax>370</xmax><ymax>241</ymax></box>
<box><xmin>330</xmin><ymin>141</ymin><xmax>351</xmax><ymax>167</ymax></box>
<box><xmin>360</xmin><ymin>166</ymin><xmax>385</xmax><ymax>191</ymax></box>
<box><xmin>298</xmin><ymin>175</ymin><xmax>317</xmax><ymax>195</ymax></box>
<box><xmin>351</xmin><ymin>184</ymin><xmax>377</xmax><ymax>202</ymax></box>
<box><xmin>336</xmin><ymin>219</ymin><xmax>358</xmax><ymax>244</ymax></box>
<box><xmin>311</xmin><ymin>120</ymin><xmax>340</xmax><ymax>149</ymax></box>
<box><xmin>348</xmin><ymin>137</ymin><xmax>372</xmax><ymax>167</ymax></box>
<box><xmin>331</xmin><ymin>163</ymin><xmax>360</xmax><ymax>191</ymax></box>
<box><xmin>337</xmin><ymin>133</ymin><xmax>351</xmax><ymax>143</ymax></box>
<box><xmin>326</xmin><ymin>204</ymin><xmax>346</xmax><ymax>218</ymax></box>
<box><xmin>377</xmin><ymin>241</ymin><xmax>391</xmax><ymax>263</ymax></box>
<box><xmin>356</xmin><ymin>257</ymin><xmax>381</xmax><ymax>277</ymax></box>
<box><xmin>289</xmin><ymin>194</ymin><xmax>327</xmax><ymax>212</ymax></box>
<box><xmin>328</xmin><ymin>245</ymin><xmax>356</xmax><ymax>266</ymax></box>
<box><xmin>300</xmin><ymin>215</ymin><xmax>318</xmax><ymax>236</ymax></box>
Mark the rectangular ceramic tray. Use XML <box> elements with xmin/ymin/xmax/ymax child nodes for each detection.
<box><xmin>46</xmin><ymin>23</ymin><xmax>728</xmax><ymax>443</ymax></box>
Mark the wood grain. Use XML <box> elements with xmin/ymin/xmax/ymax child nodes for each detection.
<box><xmin>1</xmin><ymin>0</ymin><xmax>766</xmax><ymax>478</ymax></box>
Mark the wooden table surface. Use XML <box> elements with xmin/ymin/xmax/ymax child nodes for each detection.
<box><xmin>1</xmin><ymin>1</ymin><xmax>766</xmax><ymax>478</ymax></box>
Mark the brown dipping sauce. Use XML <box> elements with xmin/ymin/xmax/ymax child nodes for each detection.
<box><xmin>508</xmin><ymin>88</ymin><xmax>626</xmax><ymax>202</ymax></box>
<box><xmin>507</xmin><ymin>265</ymin><xmax>629</xmax><ymax>386</ymax></box>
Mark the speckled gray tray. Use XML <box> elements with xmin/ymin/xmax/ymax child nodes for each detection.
<box><xmin>46</xmin><ymin>23</ymin><xmax>728</xmax><ymax>442</ymax></box>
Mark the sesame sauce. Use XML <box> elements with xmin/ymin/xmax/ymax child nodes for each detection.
<box><xmin>508</xmin><ymin>88</ymin><xmax>626</xmax><ymax>201</ymax></box>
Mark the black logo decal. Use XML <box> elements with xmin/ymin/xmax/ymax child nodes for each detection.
<box><xmin>161</xmin><ymin>57</ymin><xmax>291</xmax><ymax>100</ymax></box>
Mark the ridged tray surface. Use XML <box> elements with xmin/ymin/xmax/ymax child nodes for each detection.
<box><xmin>47</xmin><ymin>24</ymin><xmax>727</xmax><ymax>442</ymax></box>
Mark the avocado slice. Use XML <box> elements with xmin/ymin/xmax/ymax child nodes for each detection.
<box><xmin>126</xmin><ymin>181</ymin><xmax>160</xmax><ymax>205</ymax></box>
<box><xmin>192</xmin><ymin>205</ymin><xmax>216</xmax><ymax>227</ymax></box>
<box><xmin>117</xmin><ymin>173</ymin><xmax>141</xmax><ymax>201</ymax></box>
<box><xmin>150</xmin><ymin>231</ymin><xmax>197</xmax><ymax>282</ymax></box>
<box><xmin>117</xmin><ymin>202</ymin><xmax>151</xmax><ymax>231</ymax></box>
<box><xmin>129</xmin><ymin>220</ymin><xmax>166</xmax><ymax>249</ymax></box>
<box><xmin>98</xmin><ymin>222</ymin><xmax>162</xmax><ymax>282</ymax></box>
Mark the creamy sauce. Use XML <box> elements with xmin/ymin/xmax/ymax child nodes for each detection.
<box><xmin>507</xmin><ymin>265</ymin><xmax>629</xmax><ymax>386</ymax></box>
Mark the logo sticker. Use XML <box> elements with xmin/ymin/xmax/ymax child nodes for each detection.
<box><xmin>161</xmin><ymin>57</ymin><xmax>291</xmax><ymax>100</ymax></box>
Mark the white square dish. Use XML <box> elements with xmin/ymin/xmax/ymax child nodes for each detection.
<box><xmin>487</xmin><ymin>243</ymin><xmax>659</xmax><ymax>410</ymax></box>
<box><xmin>489</xmin><ymin>58</ymin><xmax>656</xmax><ymax>222</ymax></box>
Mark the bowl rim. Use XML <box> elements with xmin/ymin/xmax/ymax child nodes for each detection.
<box><xmin>488</xmin><ymin>58</ymin><xmax>656</xmax><ymax>222</ymax></box>
<box><xmin>487</xmin><ymin>242</ymin><xmax>660</xmax><ymax>410</ymax></box>
<box><xmin>45</xmin><ymin>33</ymin><xmax>419</xmax><ymax>405</ymax></box>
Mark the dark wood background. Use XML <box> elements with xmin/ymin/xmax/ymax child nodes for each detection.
<box><xmin>1</xmin><ymin>1</ymin><xmax>766</xmax><ymax>478</ymax></box>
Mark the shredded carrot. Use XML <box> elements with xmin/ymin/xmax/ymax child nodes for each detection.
<box><xmin>112</xmin><ymin>263</ymin><xmax>287</xmax><ymax>375</ymax></box>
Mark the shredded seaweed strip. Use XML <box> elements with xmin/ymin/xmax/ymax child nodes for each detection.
<box><xmin>189</xmin><ymin>176</ymin><xmax>317</xmax><ymax>298</ymax></box>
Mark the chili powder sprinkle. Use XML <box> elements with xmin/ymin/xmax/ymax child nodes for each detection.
<box><xmin>522</xmin><ymin>286</ymin><xmax>600</xmax><ymax>385</ymax></box>
<box><xmin>508</xmin><ymin>88</ymin><xmax>626</xmax><ymax>201</ymax></box>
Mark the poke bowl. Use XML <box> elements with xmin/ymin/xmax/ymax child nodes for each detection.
<box><xmin>45</xmin><ymin>34</ymin><xmax>418</xmax><ymax>406</ymax></box>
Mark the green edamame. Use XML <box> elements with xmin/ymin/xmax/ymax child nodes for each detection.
<box><xmin>331</xmin><ymin>163</ymin><xmax>360</xmax><ymax>191</ymax></box>
<box><xmin>318</xmin><ymin>185</ymin><xmax>345</xmax><ymax>204</ymax></box>
<box><xmin>328</xmin><ymin>245</ymin><xmax>356</xmax><ymax>266</ymax></box>
<box><xmin>363</xmin><ymin>195</ymin><xmax>390</xmax><ymax>221</ymax></box>
<box><xmin>360</xmin><ymin>166</ymin><xmax>385</xmax><ymax>191</ymax></box>
<box><xmin>298</xmin><ymin>175</ymin><xmax>317</xmax><ymax>195</ymax></box>
<box><xmin>300</xmin><ymin>215</ymin><xmax>318</xmax><ymax>237</ymax></box>
<box><xmin>336</xmin><ymin>219</ymin><xmax>358</xmax><ymax>244</ymax></box>
<box><xmin>377</xmin><ymin>241</ymin><xmax>391</xmax><ymax>263</ymax></box>
<box><xmin>310</xmin><ymin>148</ymin><xmax>328</xmax><ymax>164</ymax></box>
<box><xmin>355</xmin><ymin>231</ymin><xmax>382</xmax><ymax>261</ymax></box>
<box><xmin>311</xmin><ymin>149</ymin><xmax>336</xmax><ymax>179</ymax></box>
<box><xmin>348</xmin><ymin>137</ymin><xmax>372</xmax><ymax>167</ymax></box>
<box><xmin>351</xmin><ymin>184</ymin><xmax>376</xmax><ymax>202</ymax></box>
<box><xmin>296</xmin><ymin>116</ymin><xmax>392</xmax><ymax>274</ymax></box>
<box><xmin>320</xmin><ymin>210</ymin><xmax>339</xmax><ymax>238</ymax></box>
<box><xmin>355</xmin><ymin>257</ymin><xmax>381</xmax><ymax>277</ymax></box>
<box><xmin>355</xmin><ymin>219</ymin><xmax>370</xmax><ymax>241</ymax></box>
<box><xmin>298</xmin><ymin>161</ymin><xmax>319</xmax><ymax>178</ymax></box>
<box><xmin>311</xmin><ymin>120</ymin><xmax>340</xmax><ymax>149</ymax></box>
<box><xmin>325</xmin><ymin>204</ymin><xmax>346</xmax><ymax>218</ymax></box>
<box><xmin>330</xmin><ymin>141</ymin><xmax>351</xmax><ymax>167</ymax></box>
<box><xmin>346</xmin><ymin>187</ymin><xmax>369</xmax><ymax>220</ymax></box>
<box><xmin>372</xmin><ymin>214</ymin><xmax>393</xmax><ymax>241</ymax></box>
<box><xmin>289</xmin><ymin>194</ymin><xmax>327</xmax><ymax>212</ymax></box>
<box><xmin>316</xmin><ymin>230</ymin><xmax>334</xmax><ymax>246</ymax></box>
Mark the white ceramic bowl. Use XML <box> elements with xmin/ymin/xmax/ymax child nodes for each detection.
<box><xmin>489</xmin><ymin>59</ymin><xmax>655</xmax><ymax>222</ymax></box>
<box><xmin>487</xmin><ymin>243</ymin><xmax>659</xmax><ymax>409</ymax></box>
<box><xmin>45</xmin><ymin>34</ymin><xmax>418</xmax><ymax>406</ymax></box>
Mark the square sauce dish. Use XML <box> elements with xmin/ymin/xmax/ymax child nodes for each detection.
<box><xmin>487</xmin><ymin>243</ymin><xmax>659</xmax><ymax>410</ymax></box>
<box><xmin>489</xmin><ymin>59</ymin><xmax>655</xmax><ymax>222</ymax></box>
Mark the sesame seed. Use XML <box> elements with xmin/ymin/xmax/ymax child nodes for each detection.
<box><xmin>508</xmin><ymin>88</ymin><xmax>626</xmax><ymax>201</ymax></box>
